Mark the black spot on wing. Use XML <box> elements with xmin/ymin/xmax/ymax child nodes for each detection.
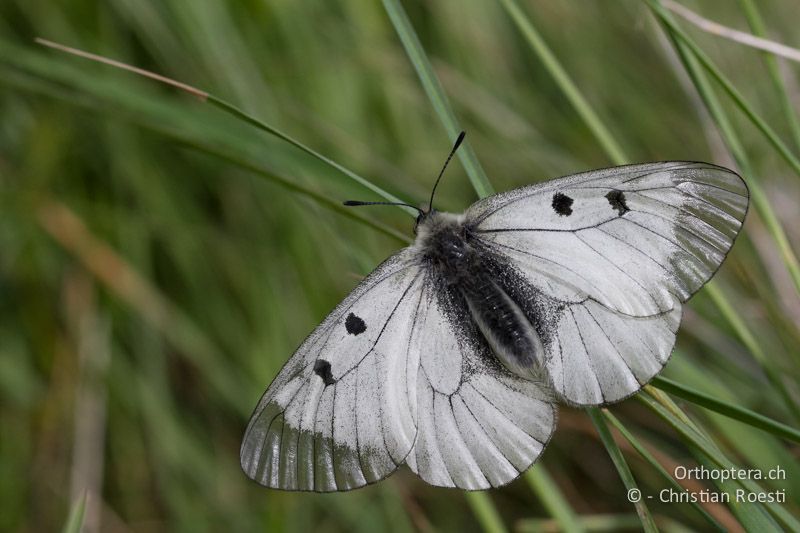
<box><xmin>605</xmin><ymin>189</ymin><xmax>629</xmax><ymax>216</ymax></box>
<box><xmin>345</xmin><ymin>313</ymin><xmax>367</xmax><ymax>335</ymax></box>
<box><xmin>313</xmin><ymin>359</ymin><xmax>336</xmax><ymax>386</ymax></box>
<box><xmin>551</xmin><ymin>192</ymin><xmax>573</xmax><ymax>216</ymax></box>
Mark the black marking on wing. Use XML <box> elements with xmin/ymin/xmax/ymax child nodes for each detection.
<box><xmin>551</xmin><ymin>192</ymin><xmax>573</xmax><ymax>216</ymax></box>
<box><xmin>605</xmin><ymin>189</ymin><xmax>629</xmax><ymax>215</ymax></box>
<box><xmin>313</xmin><ymin>359</ymin><xmax>336</xmax><ymax>386</ymax></box>
<box><xmin>470</xmin><ymin>162</ymin><xmax>716</xmax><ymax>225</ymax></box>
<box><xmin>241</xmin><ymin>250</ymin><xmax>424</xmax><ymax>492</ymax></box>
<box><xmin>345</xmin><ymin>313</ymin><xmax>367</xmax><ymax>335</ymax></box>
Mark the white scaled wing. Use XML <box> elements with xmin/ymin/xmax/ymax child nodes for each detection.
<box><xmin>241</xmin><ymin>249</ymin><xmax>424</xmax><ymax>491</ymax></box>
<box><xmin>405</xmin><ymin>276</ymin><xmax>557</xmax><ymax>489</ymax></box>
<box><xmin>468</xmin><ymin>162</ymin><xmax>748</xmax><ymax>405</ymax></box>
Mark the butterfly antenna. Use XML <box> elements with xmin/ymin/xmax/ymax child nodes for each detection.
<box><xmin>428</xmin><ymin>131</ymin><xmax>466</xmax><ymax>212</ymax></box>
<box><xmin>343</xmin><ymin>200</ymin><xmax>425</xmax><ymax>216</ymax></box>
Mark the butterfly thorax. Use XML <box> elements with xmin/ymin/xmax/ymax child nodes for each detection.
<box><xmin>415</xmin><ymin>210</ymin><xmax>476</xmax><ymax>285</ymax></box>
<box><xmin>415</xmin><ymin>210</ymin><xmax>546</xmax><ymax>378</ymax></box>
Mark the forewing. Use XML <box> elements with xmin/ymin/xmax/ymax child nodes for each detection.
<box><xmin>469</xmin><ymin>162</ymin><xmax>748</xmax><ymax>317</ymax></box>
<box><xmin>404</xmin><ymin>275</ymin><xmax>557</xmax><ymax>489</ymax></box>
<box><xmin>240</xmin><ymin>249</ymin><xmax>424</xmax><ymax>491</ymax></box>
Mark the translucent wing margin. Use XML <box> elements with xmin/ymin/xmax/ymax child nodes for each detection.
<box><xmin>240</xmin><ymin>249</ymin><xmax>424</xmax><ymax>491</ymax></box>
<box><xmin>404</xmin><ymin>275</ymin><xmax>557</xmax><ymax>489</ymax></box>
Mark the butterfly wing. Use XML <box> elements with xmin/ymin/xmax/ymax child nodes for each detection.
<box><xmin>468</xmin><ymin>162</ymin><xmax>748</xmax><ymax>405</ymax></box>
<box><xmin>543</xmin><ymin>297</ymin><xmax>682</xmax><ymax>405</ymax></box>
<box><xmin>404</xmin><ymin>274</ymin><xmax>557</xmax><ymax>489</ymax></box>
<box><xmin>240</xmin><ymin>249</ymin><xmax>425</xmax><ymax>491</ymax></box>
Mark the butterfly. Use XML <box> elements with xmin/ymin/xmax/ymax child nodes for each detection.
<box><xmin>240</xmin><ymin>132</ymin><xmax>749</xmax><ymax>491</ymax></box>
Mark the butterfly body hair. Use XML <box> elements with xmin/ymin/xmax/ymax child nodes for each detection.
<box><xmin>414</xmin><ymin>210</ymin><xmax>472</xmax><ymax>284</ymax></box>
<box><xmin>414</xmin><ymin>210</ymin><xmax>547</xmax><ymax>378</ymax></box>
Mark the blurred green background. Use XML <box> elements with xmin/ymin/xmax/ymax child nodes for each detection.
<box><xmin>1</xmin><ymin>0</ymin><xmax>800</xmax><ymax>531</ymax></box>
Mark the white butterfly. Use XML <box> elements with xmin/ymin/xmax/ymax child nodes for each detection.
<box><xmin>240</xmin><ymin>134</ymin><xmax>749</xmax><ymax>491</ymax></box>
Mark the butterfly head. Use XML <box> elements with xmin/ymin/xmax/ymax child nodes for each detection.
<box><xmin>414</xmin><ymin>208</ymin><xmax>434</xmax><ymax>235</ymax></box>
<box><xmin>412</xmin><ymin>210</ymin><xmax>466</xmax><ymax>249</ymax></box>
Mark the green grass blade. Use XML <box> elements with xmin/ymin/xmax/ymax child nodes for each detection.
<box><xmin>644</xmin><ymin>0</ymin><xmax>800</xmax><ymax>175</ymax></box>
<box><xmin>647</xmin><ymin>0</ymin><xmax>800</xmax><ymax>295</ymax></box>
<box><xmin>693</xmin><ymin>453</ymin><xmax>784</xmax><ymax>532</ymax></box>
<box><xmin>524</xmin><ymin>467</ymin><xmax>585</xmax><ymax>533</ymax></box>
<box><xmin>655</xmin><ymin>12</ymin><xmax>800</xmax><ymax>298</ymax></box>
<box><xmin>737</xmin><ymin>0</ymin><xmax>800</xmax><ymax>151</ymax></box>
<box><xmin>0</xmin><ymin>47</ymin><xmax>411</xmax><ymax>245</ymax></box>
<box><xmin>497</xmin><ymin>0</ymin><xmax>628</xmax><ymax>166</ymax></box>
<box><xmin>378</xmin><ymin>5</ymin><xmax>584</xmax><ymax>528</ymax></box>
<box><xmin>639</xmin><ymin>393</ymin><xmax>798</xmax><ymax>531</ymax></box>
<box><xmin>30</xmin><ymin>37</ymin><xmax>416</xmax><ymax>216</ymax></box>
<box><xmin>587</xmin><ymin>409</ymin><xmax>657</xmax><ymax>532</ymax></box>
<box><xmin>705</xmin><ymin>282</ymin><xmax>800</xmax><ymax>421</ymax></box>
<box><xmin>382</xmin><ymin>0</ymin><xmax>494</xmax><ymax>198</ymax></box>
<box><xmin>61</xmin><ymin>493</ymin><xmax>87</xmax><ymax>533</ymax></box>
<box><xmin>183</xmin><ymin>141</ymin><xmax>413</xmax><ymax>245</ymax></box>
<box><xmin>604</xmin><ymin>411</ymin><xmax>725</xmax><ymax>531</ymax></box>
<box><xmin>647</xmin><ymin>3</ymin><xmax>800</xmax><ymax>417</ymax></box>
<box><xmin>488</xmin><ymin>5</ymin><xmax>784</xmax><ymax>530</ymax></box>
<box><xmin>749</xmin><ymin>183</ymin><xmax>800</xmax><ymax>296</ymax></box>
<box><xmin>645</xmin><ymin>0</ymin><xmax>800</xmax><ymax>177</ymax></box>
<box><xmin>205</xmin><ymin>96</ymin><xmax>417</xmax><ymax>215</ymax></box>
<box><xmin>35</xmin><ymin>199</ymin><xmax>249</xmax><ymax>414</ymax></box>
<box><xmin>465</xmin><ymin>493</ymin><xmax>507</xmax><ymax>533</ymax></box>
<box><xmin>379</xmin><ymin>4</ymin><xmax>508</xmax><ymax>528</ymax></box>
<box><xmin>653</xmin><ymin>376</ymin><xmax>800</xmax><ymax>443</ymax></box>
<box><xmin>656</xmin><ymin>5</ymin><xmax>800</xmax><ymax>300</ymax></box>
<box><xmin>516</xmin><ymin>514</ymin><xmax>646</xmax><ymax>532</ymax></box>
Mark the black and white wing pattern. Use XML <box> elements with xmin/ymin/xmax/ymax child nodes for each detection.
<box><xmin>468</xmin><ymin>162</ymin><xmax>748</xmax><ymax>405</ymax></box>
<box><xmin>241</xmin><ymin>249</ymin><xmax>424</xmax><ymax>491</ymax></box>
<box><xmin>242</xmin><ymin>248</ymin><xmax>557</xmax><ymax>491</ymax></box>
<box><xmin>404</xmin><ymin>275</ymin><xmax>556</xmax><ymax>489</ymax></box>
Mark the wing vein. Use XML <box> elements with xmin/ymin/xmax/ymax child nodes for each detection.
<box><xmin>448</xmin><ymin>394</ymin><xmax>491</xmax><ymax>486</ymax></box>
<box><xmin>329</xmin><ymin>382</ymin><xmax>338</xmax><ymax>490</ymax></box>
<box><xmin>335</xmin><ymin>272</ymin><xmax>424</xmax><ymax>383</ymax></box>
<box><xmin>470</xmin><ymin>382</ymin><xmax>544</xmax><ymax>444</ymax></box>
<box><xmin>569</xmin><ymin>307</ymin><xmax>606</xmax><ymax>403</ymax></box>
<box><xmin>575</xmin><ymin>231</ymin><xmax>661</xmax><ymax>311</ymax></box>
<box><xmin>583</xmin><ymin>304</ymin><xmax>642</xmax><ymax>386</ymax></box>
<box><xmin>613</xmin><ymin>217</ymin><xmax>709</xmax><ymax>269</ymax></box>
<box><xmin>478</xmin><ymin>239</ymin><xmax>593</xmax><ymax>305</ymax></box>
<box><xmin>460</xmin><ymin>391</ymin><xmax>522</xmax><ymax>475</ymax></box>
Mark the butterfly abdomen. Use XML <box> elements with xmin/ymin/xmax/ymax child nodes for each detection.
<box><xmin>417</xmin><ymin>211</ymin><xmax>545</xmax><ymax>378</ymax></box>
<box><xmin>461</xmin><ymin>275</ymin><xmax>546</xmax><ymax>378</ymax></box>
